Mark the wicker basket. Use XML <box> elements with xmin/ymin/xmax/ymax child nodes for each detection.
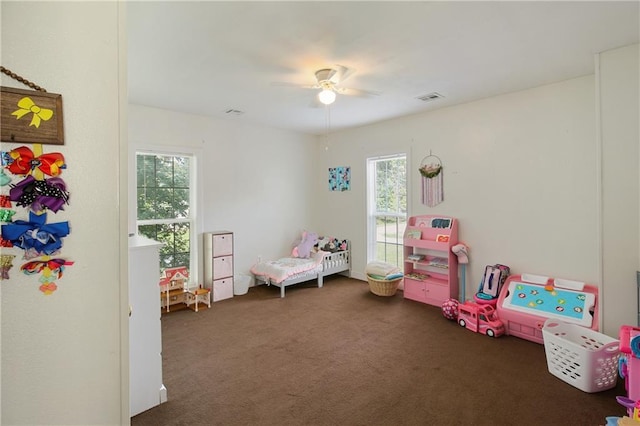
<box><xmin>367</xmin><ymin>276</ymin><xmax>402</xmax><ymax>296</ymax></box>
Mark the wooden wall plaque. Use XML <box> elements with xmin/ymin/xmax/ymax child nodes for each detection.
<box><xmin>1</xmin><ymin>86</ymin><xmax>64</xmax><ymax>145</ymax></box>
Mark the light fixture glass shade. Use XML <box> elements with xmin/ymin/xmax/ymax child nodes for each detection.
<box><xmin>318</xmin><ymin>89</ymin><xmax>336</xmax><ymax>105</ymax></box>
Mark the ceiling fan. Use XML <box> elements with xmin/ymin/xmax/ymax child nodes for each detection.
<box><xmin>271</xmin><ymin>65</ymin><xmax>380</xmax><ymax>106</ymax></box>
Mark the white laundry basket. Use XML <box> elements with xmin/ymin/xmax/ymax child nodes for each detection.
<box><xmin>234</xmin><ymin>274</ymin><xmax>251</xmax><ymax>296</ymax></box>
<box><xmin>542</xmin><ymin>319</ymin><xmax>620</xmax><ymax>393</ymax></box>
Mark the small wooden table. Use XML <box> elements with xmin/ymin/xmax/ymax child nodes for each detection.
<box><xmin>186</xmin><ymin>287</ymin><xmax>211</xmax><ymax>312</ymax></box>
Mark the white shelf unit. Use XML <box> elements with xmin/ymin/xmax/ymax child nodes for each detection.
<box><xmin>129</xmin><ymin>235</ymin><xmax>167</xmax><ymax>416</ymax></box>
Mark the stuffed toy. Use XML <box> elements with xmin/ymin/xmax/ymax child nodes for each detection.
<box><xmin>316</xmin><ymin>237</ymin><xmax>330</xmax><ymax>251</ymax></box>
<box><xmin>318</xmin><ymin>237</ymin><xmax>348</xmax><ymax>253</ymax></box>
<box><xmin>292</xmin><ymin>231</ymin><xmax>318</xmax><ymax>258</ymax></box>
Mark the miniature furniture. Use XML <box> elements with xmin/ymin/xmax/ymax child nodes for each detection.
<box><xmin>204</xmin><ymin>231</ymin><xmax>234</xmax><ymax>302</ymax></box>
<box><xmin>497</xmin><ymin>274</ymin><xmax>599</xmax><ymax>344</ymax></box>
<box><xmin>185</xmin><ymin>287</ymin><xmax>211</xmax><ymax>312</ymax></box>
<box><xmin>403</xmin><ymin>215</ymin><xmax>459</xmax><ymax>307</ymax></box>
<box><xmin>159</xmin><ymin>266</ymin><xmax>189</xmax><ymax>313</ymax></box>
<box><xmin>129</xmin><ymin>235</ymin><xmax>167</xmax><ymax>416</ymax></box>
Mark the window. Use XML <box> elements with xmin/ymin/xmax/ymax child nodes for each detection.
<box><xmin>136</xmin><ymin>151</ymin><xmax>196</xmax><ymax>279</ymax></box>
<box><xmin>366</xmin><ymin>154</ymin><xmax>407</xmax><ymax>267</ymax></box>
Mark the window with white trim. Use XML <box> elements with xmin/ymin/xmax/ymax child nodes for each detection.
<box><xmin>366</xmin><ymin>154</ymin><xmax>407</xmax><ymax>268</ymax></box>
<box><xmin>136</xmin><ymin>151</ymin><xmax>197</xmax><ymax>279</ymax></box>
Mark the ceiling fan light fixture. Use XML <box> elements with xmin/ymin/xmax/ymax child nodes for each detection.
<box><xmin>318</xmin><ymin>88</ymin><xmax>336</xmax><ymax>105</ymax></box>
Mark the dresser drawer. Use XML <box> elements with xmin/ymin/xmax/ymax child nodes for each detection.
<box><xmin>212</xmin><ymin>255</ymin><xmax>233</xmax><ymax>279</ymax></box>
<box><xmin>213</xmin><ymin>277</ymin><xmax>234</xmax><ymax>302</ymax></box>
<box><xmin>212</xmin><ymin>233</ymin><xmax>233</xmax><ymax>257</ymax></box>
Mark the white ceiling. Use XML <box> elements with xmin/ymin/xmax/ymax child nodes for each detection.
<box><xmin>127</xmin><ymin>1</ymin><xmax>639</xmax><ymax>136</ymax></box>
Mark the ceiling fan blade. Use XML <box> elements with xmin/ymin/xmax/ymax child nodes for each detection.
<box><xmin>336</xmin><ymin>87</ymin><xmax>381</xmax><ymax>97</ymax></box>
<box><xmin>271</xmin><ymin>81</ymin><xmax>319</xmax><ymax>89</ymax></box>
<box><xmin>330</xmin><ymin>65</ymin><xmax>355</xmax><ymax>84</ymax></box>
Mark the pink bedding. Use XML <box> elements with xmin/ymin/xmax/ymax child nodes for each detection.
<box><xmin>250</xmin><ymin>251</ymin><xmax>326</xmax><ymax>284</ymax></box>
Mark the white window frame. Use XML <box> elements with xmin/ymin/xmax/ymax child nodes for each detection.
<box><xmin>366</xmin><ymin>153</ymin><xmax>408</xmax><ymax>267</ymax></box>
<box><xmin>133</xmin><ymin>145</ymin><xmax>202</xmax><ymax>288</ymax></box>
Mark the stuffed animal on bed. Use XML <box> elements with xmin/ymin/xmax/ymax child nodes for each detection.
<box><xmin>292</xmin><ymin>231</ymin><xmax>318</xmax><ymax>258</ymax></box>
<box><xmin>317</xmin><ymin>237</ymin><xmax>348</xmax><ymax>253</ymax></box>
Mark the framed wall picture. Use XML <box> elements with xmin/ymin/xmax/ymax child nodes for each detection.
<box><xmin>1</xmin><ymin>86</ymin><xmax>64</xmax><ymax>145</ymax></box>
<box><xmin>328</xmin><ymin>166</ymin><xmax>351</xmax><ymax>191</ymax></box>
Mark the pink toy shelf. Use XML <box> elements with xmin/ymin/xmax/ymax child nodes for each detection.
<box><xmin>403</xmin><ymin>215</ymin><xmax>459</xmax><ymax>307</ymax></box>
<box><xmin>496</xmin><ymin>274</ymin><xmax>599</xmax><ymax>344</ymax></box>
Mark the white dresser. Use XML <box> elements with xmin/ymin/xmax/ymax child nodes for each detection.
<box><xmin>129</xmin><ymin>235</ymin><xmax>167</xmax><ymax>417</ymax></box>
<box><xmin>203</xmin><ymin>231</ymin><xmax>234</xmax><ymax>302</ymax></box>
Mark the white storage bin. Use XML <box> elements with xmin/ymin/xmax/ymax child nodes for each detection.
<box><xmin>234</xmin><ymin>274</ymin><xmax>251</xmax><ymax>296</ymax></box>
<box><xmin>542</xmin><ymin>319</ymin><xmax>620</xmax><ymax>393</ymax></box>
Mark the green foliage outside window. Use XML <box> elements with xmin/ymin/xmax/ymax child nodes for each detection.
<box><xmin>372</xmin><ymin>156</ymin><xmax>407</xmax><ymax>268</ymax></box>
<box><xmin>375</xmin><ymin>157</ymin><xmax>407</xmax><ymax>215</ymax></box>
<box><xmin>136</xmin><ymin>153</ymin><xmax>192</xmax><ymax>272</ymax></box>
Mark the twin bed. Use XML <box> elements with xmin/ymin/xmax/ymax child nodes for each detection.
<box><xmin>250</xmin><ymin>240</ymin><xmax>351</xmax><ymax>297</ymax></box>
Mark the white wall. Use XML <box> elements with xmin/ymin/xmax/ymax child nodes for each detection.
<box><xmin>128</xmin><ymin>105</ymin><xmax>317</xmax><ymax>283</ymax></box>
<box><xmin>598</xmin><ymin>43</ymin><xmax>640</xmax><ymax>336</ymax></box>
<box><xmin>313</xmin><ymin>47</ymin><xmax>640</xmax><ymax>336</ymax></box>
<box><xmin>314</xmin><ymin>76</ymin><xmax>598</xmax><ymax>288</ymax></box>
<box><xmin>1</xmin><ymin>2</ymin><xmax>127</xmax><ymax>425</ymax></box>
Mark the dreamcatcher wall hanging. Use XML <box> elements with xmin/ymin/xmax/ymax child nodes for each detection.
<box><xmin>419</xmin><ymin>152</ymin><xmax>444</xmax><ymax>207</ymax></box>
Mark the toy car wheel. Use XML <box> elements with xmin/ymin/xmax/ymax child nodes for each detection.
<box><xmin>487</xmin><ymin>329</ymin><xmax>495</xmax><ymax>337</ymax></box>
<box><xmin>458</xmin><ymin>319</ymin><xmax>466</xmax><ymax>328</ymax></box>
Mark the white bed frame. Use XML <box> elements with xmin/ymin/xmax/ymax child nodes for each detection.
<box><xmin>254</xmin><ymin>247</ymin><xmax>351</xmax><ymax>298</ymax></box>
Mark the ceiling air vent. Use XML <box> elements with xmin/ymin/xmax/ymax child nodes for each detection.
<box><xmin>416</xmin><ymin>92</ymin><xmax>444</xmax><ymax>102</ymax></box>
<box><xmin>225</xmin><ymin>109</ymin><xmax>244</xmax><ymax>116</ymax></box>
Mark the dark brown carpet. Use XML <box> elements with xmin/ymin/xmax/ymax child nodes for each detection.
<box><xmin>132</xmin><ymin>276</ymin><xmax>625</xmax><ymax>426</ymax></box>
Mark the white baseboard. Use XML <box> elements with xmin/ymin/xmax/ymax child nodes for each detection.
<box><xmin>159</xmin><ymin>384</ymin><xmax>167</xmax><ymax>404</ymax></box>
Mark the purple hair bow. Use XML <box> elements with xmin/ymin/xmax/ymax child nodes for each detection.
<box><xmin>10</xmin><ymin>175</ymin><xmax>70</xmax><ymax>213</ymax></box>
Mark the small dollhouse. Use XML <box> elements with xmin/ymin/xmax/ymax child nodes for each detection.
<box><xmin>159</xmin><ymin>266</ymin><xmax>210</xmax><ymax>313</ymax></box>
